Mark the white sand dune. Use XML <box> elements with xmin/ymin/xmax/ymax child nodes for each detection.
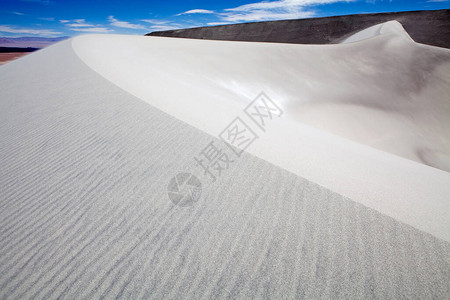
<box><xmin>73</xmin><ymin>21</ymin><xmax>450</xmax><ymax>241</ymax></box>
<box><xmin>341</xmin><ymin>20</ymin><xmax>414</xmax><ymax>43</ymax></box>
<box><xmin>0</xmin><ymin>22</ymin><xmax>449</xmax><ymax>299</ymax></box>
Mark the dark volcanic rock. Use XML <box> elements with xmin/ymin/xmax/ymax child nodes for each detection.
<box><xmin>146</xmin><ymin>9</ymin><xmax>450</xmax><ymax>49</ymax></box>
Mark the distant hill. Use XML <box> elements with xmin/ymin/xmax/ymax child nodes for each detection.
<box><xmin>0</xmin><ymin>47</ymin><xmax>39</xmax><ymax>53</ymax></box>
<box><xmin>0</xmin><ymin>36</ymin><xmax>69</xmax><ymax>48</ymax></box>
<box><xmin>146</xmin><ymin>9</ymin><xmax>450</xmax><ymax>49</ymax></box>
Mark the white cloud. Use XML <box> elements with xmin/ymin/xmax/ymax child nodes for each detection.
<box><xmin>0</xmin><ymin>25</ymin><xmax>61</xmax><ymax>36</ymax></box>
<box><xmin>141</xmin><ymin>19</ymin><xmax>186</xmax><ymax>32</ymax></box>
<box><xmin>149</xmin><ymin>0</ymin><xmax>358</xmax><ymax>32</ymax></box>
<box><xmin>174</xmin><ymin>0</ymin><xmax>354</xmax><ymax>24</ymax></box>
<box><xmin>108</xmin><ymin>16</ymin><xmax>146</xmax><ymax>30</ymax></box>
<box><xmin>62</xmin><ymin>19</ymin><xmax>112</xmax><ymax>33</ymax></box>
<box><xmin>220</xmin><ymin>0</ymin><xmax>354</xmax><ymax>22</ymax></box>
<box><xmin>19</xmin><ymin>0</ymin><xmax>51</xmax><ymax>4</ymax></box>
<box><xmin>141</xmin><ymin>19</ymin><xmax>171</xmax><ymax>25</ymax></box>
<box><xmin>207</xmin><ymin>22</ymin><xmax>231</xmax><ymax>26</ymax></box>
<box><xmin>149</xmin><ymin>25</ymin><xmax>183</xmax><ymax>31</ymax></box>
<box><xmin>65</xmin><ymin>19</ymin><xmax>93</xmax><ymax>28</ymax></box>
<box><xmin>220</xmin><ymin>10</ymin><xmax>315</xmax><ymax>22</ymax></box>
<box><xmin>225</xmin><ymin>0</ymin><xmax>351</xmax><ymax>11</ymax></box>
<box><xmin>39</xmin><ymin>17</ymin><xmax>55</xmax><ymax>21</ymax></box>
<box><xmin>176</xmin><ymin>9</ymin><xmax>215</xmax><ymax>16</ymax></box>
<box><xmin>70</xmin><ymin>27</ymin><xmax>113</xmax><ymax>33</ymax></box>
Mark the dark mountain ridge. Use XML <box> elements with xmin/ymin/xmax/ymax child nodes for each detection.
<box><xmin>146</xmin><ymin>9</ymin><xmax>450</xmax><ymax>49</ymax></box>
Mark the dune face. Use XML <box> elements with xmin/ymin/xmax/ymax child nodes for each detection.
<box><xmin>1</xmin><ymin>22</ymin><xmax>450</xmax><ymax>299</ymax></box>
<box><xmin>340</xmin><ymin>20</ymin><xmax>413</xmax><ymax>43</ymax></box>
<box><xmin>75</xmin><ymin>21</ymin><xmax>450</xmax><ymax>173</ymax></box>
<box><xmin>147</xmin><ymin>9</ymin><xmax>450</xmax><ymax>49</ymax></box>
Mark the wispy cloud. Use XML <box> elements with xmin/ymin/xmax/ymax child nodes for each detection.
<box><xmin>65</xmin><ymin>19</ymin><xmax>94</xmax><ymax>28</ymax></box>
<box><xmin>70</xmin><ymin>27</ymin><xmax>112</xmax><ymax>33</ymax></box>
<box><xmin>221</xmin><ymin>0</ymin><xmax>354</xmax><ymax>22</ymax></box>
<box><xmin>149</xmin><ymin>25</ymin><xmax>183</xmax><ymax>31</ymax></box>
<box><xmin>108</xmin><ymin>16</ymin><xmax>146</xmax><ymax>29</ymax></box>
<box><xmin>207</xmin><ymin>22</ymin><xmax>231</xmax><ymax>26</ymax></box>
<box><xmin>176</xmin><ymin>9</ymin><xmax>215</xmax><ymax>16</ymax></box>
<box><xmin>38</xmin><ymin>17</ymin><xmax>55</xmax><ymax>21</ymax></box>
<box><xmin>224</xmin><ymin>0</ymin><xmax>352</xmax><ymax>12</ymax></box>
<box><xmin>176</xmin><ymin>0</ymin><xmax>354</xmax><ymax>23</ymax></box>
<box><xmin>19</xmin><ymin>0</ymin><xmax>52</xmax><ymax>4</ymax></box>
<box><xmin>141</xmin><ymin>19</ymin><xmax>171</xmax><ymax>25</ymax></box>
<box><xmin>220</xmin><ymin>10</ymin><xmax>314</xmax><ymax>22</ymax></box>
<box><xmin>0</xmin><ymin>10</ymin><xmax>27</xmax><ymax>16</ymax></box>
<box><xmin>0</xmin><ymin>25</ymin><xmax>61</xmax><ymax>36</ymax></box>
<box><xmin>141</xmin><ymin>19</ymin><xmax>185</xmax><ymax>32</ymax></box>
<box><xmin>62</xmin><ymin>19</ymin><xmax>112</xmax><ymax>33</ymax></box>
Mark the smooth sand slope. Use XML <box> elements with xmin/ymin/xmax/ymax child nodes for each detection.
<box><xmin>0</xmin><ymin>22</ymin><xmax>449</xmax><ymax>299</ymax></box>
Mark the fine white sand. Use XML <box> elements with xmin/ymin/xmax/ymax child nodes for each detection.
<box><xmin>0</xmin><ymin>22</ymin><xmax>449</xmax><ymax>299</ymax></box>
<box><xmin>73</xmin><ymin>21</ymin><xmax>450</xmax><ymax>242</ymax></box>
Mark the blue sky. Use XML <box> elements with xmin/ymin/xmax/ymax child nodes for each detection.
<box><xmin>0</xmin><ymin>0</ymin><xmax>449</xmax><ymax>37</ymax></box>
